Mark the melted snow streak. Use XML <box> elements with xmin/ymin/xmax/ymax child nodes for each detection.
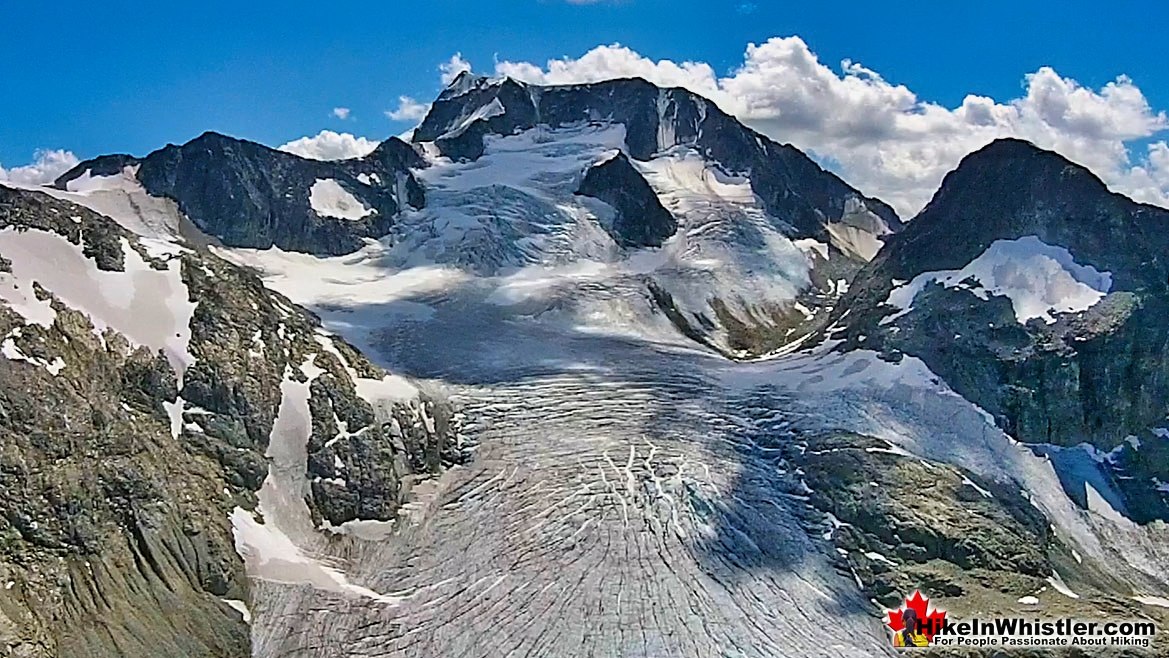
<box><xmin>253</xmin><ymin>303</ymin><xmax>892</xmax><ymax>657</ymax></box>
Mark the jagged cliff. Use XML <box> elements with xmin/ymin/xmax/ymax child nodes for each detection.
<box><xmin>0</xmin><ymin>184</ymin><xmax>459</xmax><ymax>657</ymax></box>
<box><xmin>55</xmin><ymin>133</ymin><xmax>425</xmax><ymax>256</ymax></box>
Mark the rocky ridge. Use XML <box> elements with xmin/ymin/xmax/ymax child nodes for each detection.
<box><xmin>834</xmin><ymin>139</ymin><xmax>1169</xmax><ymax>522</ymax></box>
<box><xmin>55</xmin><ymin>132</ymin><xmax>425</xmax><ymax>256</ymax></box>
<box><xmin>415</xmin><ymin>73</ymin><xmax>901</xmax><ymax>256</ymax></box>
<box><xmin>0</xmin><ymin>184</ymin><xmax>458</xmax><ymax>657</ymax></box>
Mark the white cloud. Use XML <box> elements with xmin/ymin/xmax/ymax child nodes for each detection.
<box><xmin>332</xmin><ymin>107</ymin><xmax>352</xmax><ymax>120</ymax></box>
<box><xmin>439</xmin><ymin>53</ymin><xmax>473</xmax><ymax>85</ymax></box>
<box><xmin>480</xmin><ymin>38</ymin><xmax>1169</xmax><ymax>216</ymax></box>
<box><xmin>277</xmin><ymin>130</ymin><xmax>379</xmax><ymax>161</ymax></box>
<box><xmin>0</xmin><ymin>149</ymin><xmax>80</xmax><ymax>186</ymax></box>
<box><xmin>386</xmin><ymin>96</ymin><xmax>430</xmax><ymax>122</ymax></box>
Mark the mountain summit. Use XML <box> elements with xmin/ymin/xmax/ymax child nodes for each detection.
<box><xmin>840</xmin><ymin>137</ymin><xmax>1169</xmax><ymax>521</ymax></box>
<box><xmin>56</xmin><ymin>131</ymin><xmax>425</xmax><ymax>255</ymax></box>
<box><xmin>416</xmin><ymin>73</ymin><xmax>901</xmax><ymax>248</ymax></box>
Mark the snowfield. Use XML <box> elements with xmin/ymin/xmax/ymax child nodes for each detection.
<box><xmin>0</xmin><ymin>228</ymin><xmax>196</xmax><ymax>378</ymax></box>
<box><xmin>309</xmin><ymin>178</ymin><xmax>375</xmax><ymax>220</ymax></box>
<box><xmin>229</xmin><ymin>246</ymin><xmax>1169</xmax><ymax>656</ymax></box>
<box><xmin>884</xmin><ymin>236</ymin><xmax>1113</xmax><ymax>325</ymax></box>
<box><xmin>210</xmin><ymin>126</ymin><xmax>1169</xmax><ymax>657</ymax></box>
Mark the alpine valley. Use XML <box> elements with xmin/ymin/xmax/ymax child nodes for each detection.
<box><xmin>2</xmin><ymin>74</ymin><xmax>1168</xmax><ymax>657</ymax></box>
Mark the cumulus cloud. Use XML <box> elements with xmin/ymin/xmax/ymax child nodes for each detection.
<box><xmin>332</xmin><ymin>107</ymin><xmax>352</xmax><ymax>120</ymax></box>
<box><xmin>277</xmin><ymin>130</ymin><xmax>379</xmax><ymax>161</ymax></box>
<box><xmin>479</xmin><ymin>38</ymin><xmax>1169</xmax><ymax>216</ymax></box>
<box><xmin>386</xmin><ymin>96</ymin><xmax>430</xmax><ymax>122</ymax></box>
<box><xmin>0</xmin><ymin>149</ymin><xmax>80</xmax><ymax>186</ymax></box>
<box><xmin>439</xmin><ymin>53</ymin><xmax>473</xmax><ymax>85</ymax></box>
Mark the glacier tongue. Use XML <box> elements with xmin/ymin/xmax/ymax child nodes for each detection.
<box><xmin>221</xmin><ymin>193</ymin><xmax>1169</xmax><ymax>657</ymax></box>
<box><xmin>250</xmin><ymin>290</ymin><xmax>895</xmax><ymax>657</ymax></box>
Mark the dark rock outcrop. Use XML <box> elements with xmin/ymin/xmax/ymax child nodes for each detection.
<box><xmin>55</xmin><ymin>132</ymin><xmax>426</xmax><ymax>256</ymax></box>
<box><xmin>575</xmin><ymin>152</ymin><xmax>677</xmax><ymax>247</ymax></box>
<box><xmin>789</xmin><ymin>433</ymin><xmax>1053</xmax><ymax>607</ymax></box>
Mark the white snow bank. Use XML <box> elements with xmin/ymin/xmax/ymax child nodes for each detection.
<box><xmin>309</xmin><ymin>179</ymin><xmax>374</xmax><ymax>221</ymax></box>
<box><xmin>0</xmin><ymin>230</ymin><xmax>196</xmax><ymax>377</ymax></box>
<box><xmin>1</xmin><ymin>334</ymin><xmax>64</xmax><ymax>375</ymax></box>
<box><xmin>219</xmin><ymin>244</ymin><xmax>466</xmax><ymax>310</ymax></box>
<box><xmin>222</xmin><ymin>598</ymin><xmax>252</xmax><ymax>623</ymax></box>
<box><xmin>1047</xmin><ymin>572</ymin><xmax>1080</xmax><ymax>599</ymax></box>
<box><xmin>230</xmin><ymin>507</ymin><xmax>399</xmax><ymax>604</ymax></box>
<box><xmin>230</xmin><ymin>362</ymin><xmax>401</xmax><ymax>605</ymax></box>
<box><xmin>1133</xmin><ymin>595</ymin><xmax>1169</xmax><ymax>608</ymax></box>
<box><xmin>794</xmin><ymin>238</ymin><xmax>829</xmax><ymax>261</ymax></box>
<box><xmin>355</xmin><ymin>374</ymin><xmax>420</xmax><ymax>402</ymax></box>
<box><xmin>0</xmin><ymin>272</ymin><xmax>56</xmax><ymax>327</ymax></box>
<box><xmin>884</xmin><ymin>236</ymin><xmax>1112</xmax><ymax>325</ymax></box>
<box><xmin>38</xmin><ymin>166</ymin><xmax>189</xmax><ymax>242</ymax></box>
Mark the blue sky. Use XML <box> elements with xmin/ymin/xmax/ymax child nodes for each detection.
<box><xmin>3</xmin><ymin>0</ymin><xmax>1167</xmax><ymax>161</ymax></box>
<box><xmin>4</xmin><ymin>1</ymin><xmax>1169</xmax><ymax>215</ymax></box>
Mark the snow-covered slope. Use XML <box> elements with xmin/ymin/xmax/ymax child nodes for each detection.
<box><xmin>216</xmin><ymin>136</ymin><xmax>1169</xmax><ymax>655</ymax></box>
<box><xmin>884</xmin><ymin>235</ymin><xmax>1114</xmax><ymax>325</ymax></box>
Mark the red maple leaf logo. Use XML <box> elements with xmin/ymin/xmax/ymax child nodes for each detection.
<box><xmin>885</xmin><ymin>590</ymin><xmax>948</xmax><ymax>642</ymax></box>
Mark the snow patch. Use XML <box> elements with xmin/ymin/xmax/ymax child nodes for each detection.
<box><xmin>309</xmin><ymin>179</ymin><xmax>375</xmax><ymax>221</ymax></box>
<box><xmin>884</xmin><ymin>236</ymin><xmax>1112</xmax><ymax>325</ymax></box>
<box><xmin>1</xmin><ymin>336</ymin><xmax>64</xmax><ymax>375</ymax></box>
<box><xmin>794</xmin><ymin>238</ymin><xmax>829</xmax><ymax>261</ymax></box>
<box><xmin>1133</xmin><ymin>595</ymin><xmax>1169</xmax><ymax>608</ymax></box>
<box><xmin>1046</xmin><ymin>572</ymin><xmax>1080</xmax><ymax>599</ymax></box>
<box><xmin>230</xmin><ymin>507</ymin><xmax>399</xmax><ymax>604</ymax></box>
<box><xmin>222</xmin><ymin>598</ymin><xmax>252</xmax><ymax>623</ymax></box>
<box><xmin>0</xmin><ymin>230</ymin><xmax>196</xmax><ymax>378</ymax></box>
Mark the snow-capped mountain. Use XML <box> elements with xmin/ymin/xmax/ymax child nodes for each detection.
<box><xmin>55</xmin><ymin>131</ymin><xmax>424</xmax><ymax>255</ymax></box>
<box><xmin>3</xmin><ymin>75</ymin><xmax>1169</xmax><ymax>658</ymax></box>
<box><xmin>0</xmin><ymin>183</ymin><xmax>458</xmax><ymax>656</ymax></box>
<box><xmin>56</xmin><ymin>73</ymin><xmax>901</xmax><ymax>358</ymax></box>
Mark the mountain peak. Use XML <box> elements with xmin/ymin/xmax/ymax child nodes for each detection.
<box><xmin>875</xmin><ymin>138</ymin><xmax>1165</xmax><ymax>290</ymax></box>
<box><xmin>411</xmin><ymin>75</ymin><xmax>900</xmax><ymax>237</ymax></box>
<box><xmin>926</xmin><ymin>138</ymin><xmax>1111</xmax><ymax>215</ymax></box>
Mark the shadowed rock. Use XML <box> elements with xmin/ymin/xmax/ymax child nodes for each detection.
<box><xmin>55</xmin><ymin>132</ymin><xmax>426</xmax><ymax>256</ymax></box>
<box><xmin>575</xmin><ymin>152</ymin><xmax>677</xmax><ymax>247</ymax></box>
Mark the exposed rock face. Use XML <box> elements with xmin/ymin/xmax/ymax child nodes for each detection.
<box><xmin>790</xmin><ymin>433</ymin><xmax>1053</xmax><ymax>606</ymax></box>
<box><xmin>836</xmin><ymin>139</ymin><xmax>1169</xmax><ymax>521</ymax></box>
<box><xmin>414</xmin><ymin>74</ymin><xmax>900</xmax><ymax>246</ymax></box>
<box><xmin>0</xmin><ymin>184</ymin><xmax>457</xmax><ymax>656</ymax></box>
<box><xmin>575</xmin><ymin>152</ymin><xmax>676</xmax><ymax>247</ymax></box>
<box><xmin>784</xmin><ymin>432</ymin><xmax>1167</xmax><ymax>658</ymax></box>
<box><xmin>54</xmin><ymin>132</ymin><xmax>426</xmax><ymax>256</ymax></box>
